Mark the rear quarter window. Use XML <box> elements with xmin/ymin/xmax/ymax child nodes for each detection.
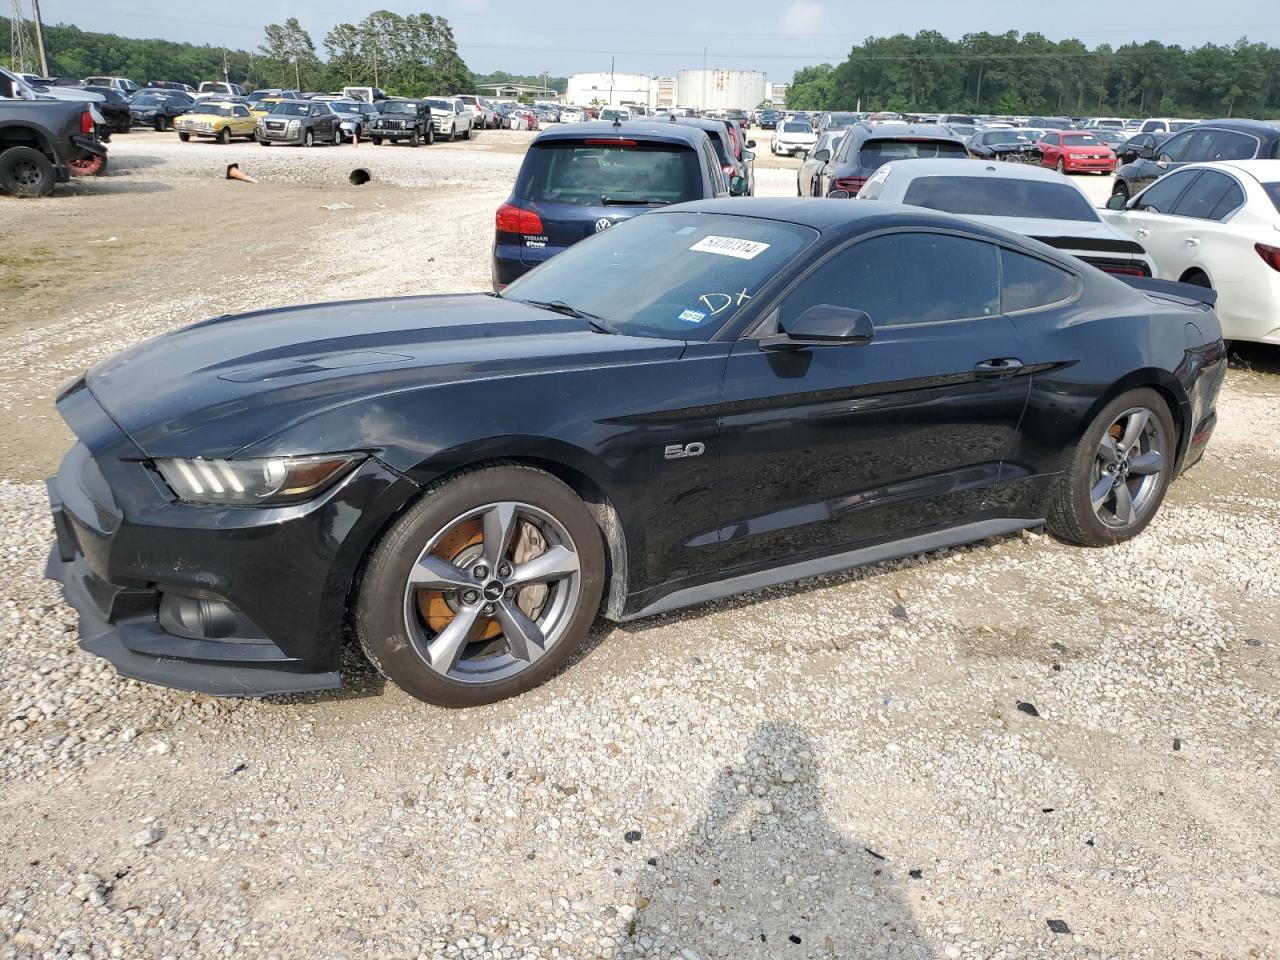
<box><xmin>517</xmin><ymin>142</ymin><xmax>704</xmax><ymax>206</ymax></box>
<box><xmin>1001</xmin><ymin>249</ymin><xmax>1077</xmax><ymax>312</ymax></box>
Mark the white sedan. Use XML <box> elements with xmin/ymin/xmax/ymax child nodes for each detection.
<box><xmin>1103</xmin><ymin>160</ymin><xmax>1280</xmax><ymax>343</ymax></box>
<box><xmin>772</xmin><ymin>119</ymin><xmax>818</xmax><ymax>156</ymax></box>
<box><xmin>855</xmin><ymin>158</ymin><xmax>1157</xmax><ymax>279</ymax></box>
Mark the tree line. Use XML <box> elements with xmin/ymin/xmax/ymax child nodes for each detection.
<box><xmin>786</xmin><ymin>31</ymin><xmax>1280</xmax><ymax>119</ymax></box>
<box><xmin>1</xmin><ymin>10</ymin><xmax>474</xmax><ymax>98</ymax></box>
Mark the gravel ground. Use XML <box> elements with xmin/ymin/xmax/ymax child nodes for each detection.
<box><xmin>1</xmin><ymin>131</ymin><xmax>1278</xmax><ymax>960</ymax></box>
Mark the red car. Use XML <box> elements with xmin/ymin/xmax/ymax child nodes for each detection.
<box><xmin>1037</xmin><ymin>131</ymin><xmax>1116</xmax><ymax>175</ymax></box>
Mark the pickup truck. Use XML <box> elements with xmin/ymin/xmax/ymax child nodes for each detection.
<box><xmin>0</xmin><ymin>98</ymin><xmax>107</xmax><ymax>197</ymax></box>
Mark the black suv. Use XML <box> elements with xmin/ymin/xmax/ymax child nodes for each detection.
<box><xmin>675</xmin><ymin>117</ymin><xmax>755</xmax><ymax>195</ymax></box>
<box><xmin>368</xmin><ymin>99</ymin><xmax>435</xmax><ymax>146</ymax></box>
<box><xmin>818</xmin><ymin>122</ymin><xmax>968</xmax><ymax>196</ymax></box>
<box><xmin>1111</xmin><ymin>119</ymin><xmax>1280</xmax><ymax>200</ymax></box>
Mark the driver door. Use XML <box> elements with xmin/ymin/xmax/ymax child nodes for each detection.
<box><xmin>714</xmin><ymin>230</ymin><xmax>1033</xmax><ymax>571</ymax></box>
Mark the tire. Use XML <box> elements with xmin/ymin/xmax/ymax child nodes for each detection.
<box><xmin>356</xmin><ymin>464</ymin><xmax>606</xmax><ymax>707</ymax></box>
<box><xmin>153</xmin><ymin>117</ymin><xmax>165</xmax><ymax>132</ymax></box>
<box><xmin>178</xmin><ymin>132</ymin><xmax>190</xmax><ymax>142</ymax></box>
<box><xmin>1046</xmin><ymin>388</ymin><xmax>1177</xmax><ymax>547</ymax></box>
<box><xmin>334</xmin><ymin>128</ymin><xmax>344</xmax><ymax>145</ymax></box>
<box><xmin>447</xmin><ymin>125</ymin><xmax>456</xmax><ymax>142</ymax></box>
<box><xmin>0</xmin><ymin>146</ymin><xmax>55</xmax><ymax>198</ymax></box>
<box><xmin>216</xmin><ymin>126</ymin><xmax>231</xmax><ymax>145</ymax></box>
<box><xmin>68</xmin><ymin>153</ymin><xmax>107</xmax><ymax>177</ymax></box>
<box><xmin>1056</xmin><ymin>157</ymin><xmax>1066</xmax><ymax>174</ymax></box>
<box><xmin>425</xmin><ymin>126</ymin><xmax>434</xmax><ymax>145</ymax></box>
<box><xmin>371</xmin><ymin>136</ymin><xmax>383</xmax><ymax>146</ymax></box>
<box><xmin>408</xmin><ymin>130</ymin><xmax>419</xmax><ymax>148</ymax></box>
<box><xmin>462</xmin><ymin>125</ymin><xmax>471</xmax><ymax>140</ymax></box>
<box><xmin>303</xmin><ymin>129</ymin><xmax>315</xmax><ymax>148</ymax></box>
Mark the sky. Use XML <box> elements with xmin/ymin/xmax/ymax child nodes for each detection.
<box><xmin>35</xmin><ymin>0</ymin><xmax>1280</xmax><ymax>84</ymax></box>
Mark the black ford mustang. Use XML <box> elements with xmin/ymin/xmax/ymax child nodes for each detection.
<box><xmin>46</xmin><ymin>199</ymin><xmax>1226</xmax><ymax>707</ymax></box>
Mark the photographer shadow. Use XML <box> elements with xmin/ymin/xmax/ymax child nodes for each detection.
<box><xmin>628</xmin><ymin>722</ymin><xmax>933</xmax><ymax>959</ymax></box>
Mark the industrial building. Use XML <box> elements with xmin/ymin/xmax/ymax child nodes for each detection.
<box><xmin>565</xmin><ymin>72</ymin><xmax>658</xmax><ymax>108</ymax></box>
<box><xmin>676</xmin><ymin>69</ymin><xmax>767</xmax><ymax>111</ymax></box>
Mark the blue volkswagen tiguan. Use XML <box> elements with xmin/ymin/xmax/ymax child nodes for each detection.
<box><xmin>491</xmin><ymin>120</ymin><xmax>735</xmax><ymax>290</ymax></box>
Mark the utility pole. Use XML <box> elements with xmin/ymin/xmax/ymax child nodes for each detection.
<box><xmin>373</xmin><ymin>47</ymin><xmax>379</xmax><ymax>88</ymax></box>
<box><xmin>702</xmin><ymin>45</ymin><xmax>707</xmax><ymax>112</ymax></box>
<box><xmin>31</xmin><ymin>0</ymin><xmax>48</xmax><ymax>77</ymax></box>
<box><xmin>222</xmin><ymin>47</ymin><xmax>230</xmax><ymax>82</ymax></box>
<box><xmin>609</xmin><ymin>55</ymin><xmax>614</xmax><ymax>107</ymax></box>
<box><xmin>294</xmin><ymin>58</ymin><xmax>301</xmax><ymax>91</ymax></box>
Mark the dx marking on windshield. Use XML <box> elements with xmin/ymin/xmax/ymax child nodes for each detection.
<box><xmin>664</xmin><ymin>442</ymin><xmax>706</xmax><ymax>460</ymax></box>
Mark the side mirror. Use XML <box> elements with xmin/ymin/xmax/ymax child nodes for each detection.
<box><xmin>1116</xmin><ymin>148</ymin><xmax>1137</xmax><ymax>163</ymax></box>
<box><xmin>729</xmin><ymin>174</ymin><xmax>749</xmax><ymax>195</ymax></box>
<box><xmin>827</xmin><ymin>189</ymin><xmax>851</xmax><ymax>199</ymax></box>
<box><xmin>742</xmin><ymin>149</ymin><xmax>755</xmax><ymax>161</ymax></box>
<box><xmin>814</xmin><ymin>148</ymin><xmax>831</xmax><ymax>162</ymax></box>
<box><xmin>1156</xmin><ymin>154</ymin><xmax>1170</xmax><ymax>168</ymax></box>
<box><xmin>1138</xmin><ymin>145</ymin><xmax>1155</xmax><ymax>160</ymax></box>
<box><xmin>746</xmin><ymin>139</ymin><xmax>756</xmax><ymax>149</ymax></box>
<box><xmin>1105</xmin><ymin>193</ymin><xmax>1128</xmax><ymax>211</ymax></box>
<box><xmin>762</xmin><ymin>306</ymin><xmax>875</xmax><ymax>350</ymax></box>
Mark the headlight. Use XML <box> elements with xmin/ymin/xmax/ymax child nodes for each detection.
<box><xmin>154</xmin><ymin>454</ymin><xmax>364</xmax><ymax>505</ymax></box>
<box><xmin>287</xmin><ymin>119</ymin><xmax>300</xmax><ymax>133</ymax></box>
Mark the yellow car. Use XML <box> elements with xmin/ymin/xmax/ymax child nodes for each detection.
<box><xmin>248</xmin><ymin>96</ymin><xmax>288</xmax><ymax>119</ymax></box>
<box><xmin>174</xmin><ymin>101</ymin><xmax>258</xmax><ymax>143</ymax></box>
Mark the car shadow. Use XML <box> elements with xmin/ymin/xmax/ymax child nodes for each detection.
<box><xmin>1228</xmin><ymin>341</ymin><xmax>1280</xmax><ymax>376</ymax></box>
<box><xmin>625</xmin><ymin>721</ymin><xmax>933</xmax><ymax>958</ymax></box>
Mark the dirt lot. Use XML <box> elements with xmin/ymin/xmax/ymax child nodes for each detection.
<box><xmin>0</xmin><ymin>129</ymin><xmax>1277</xmax><ymax>960</ymax></box>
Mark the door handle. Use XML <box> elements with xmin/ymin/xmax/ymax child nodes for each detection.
<box><xmin>1184</xmin><ymin>237</ymin><xmax>1200</xmax><ymax>246</ymax></box>
<box><xmin>974</xmin><ymin>358</ymin><xmax>1025</xmax><ymax>378</ymax></box>
<box><xmin>1136</xmin><ymin>228</ymin><xmax>1150</xmax><ymax>237</ymax></box>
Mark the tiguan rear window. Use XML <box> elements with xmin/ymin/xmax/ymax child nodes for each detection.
<box><xmin>517</xmin><ymin>141</ymin><xmax>702</xmax><ymax>206</ymax></box>
<box><xmin>859</xmin><ymin>139</ymin><xmax>967</xmax><ymax>166</ymax></box>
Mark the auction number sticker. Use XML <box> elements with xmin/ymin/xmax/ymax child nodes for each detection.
<box><xmin>689</xmin><ymin>236</ymin><xmax>771</xmax><ymax>260</ymax></box>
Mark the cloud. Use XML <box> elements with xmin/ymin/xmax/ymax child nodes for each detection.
<box><xmin>778</xmin><ymin>0</ymin><xmax>827</xmax><ymax>36</ymax></box>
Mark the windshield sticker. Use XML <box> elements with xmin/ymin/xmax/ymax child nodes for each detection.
<box><xmin>678</xmin><ymin>308</ymin><xmax>706</xmax><ymax>324</ymax></box>
<box><xmin>690</xmin><ymin>236</ymin><xmax>771</xmax><ymax>260</ymax></box>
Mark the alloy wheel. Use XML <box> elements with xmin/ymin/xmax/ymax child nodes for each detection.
<box><xmin>1089</xmin><ymin>406</ymin><xmax>1166</xmax><ymax>529</ymax></box>
<box><xmin>401</xmin><ymin>501</ymin><xmax>582</xmax><ymax>684</ymax></box>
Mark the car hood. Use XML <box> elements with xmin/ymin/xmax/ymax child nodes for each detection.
<box><xmin>84</xmin><ymin>293</ymin><xmax>685</xmax><ymax>458</ymax></box>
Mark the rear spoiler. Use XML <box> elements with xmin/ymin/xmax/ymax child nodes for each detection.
<box><xmin>1118</xmin><ymin>275</ymin><xmax>1218</xmax><ymax>308</ymax></box>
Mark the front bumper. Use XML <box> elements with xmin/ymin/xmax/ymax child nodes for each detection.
<box><xmin>369</xmin><ymin>126</ymin><xmax>417</xmax><ymax>141</ymax></box>
<box><xmin>44</xmin><ymin>381</ymin><xmax>419</xmax><ymax>697</ymax></box>
<box><xmin>1063</xmin><ymin>156</ymin><xmax>1116</xmax><ymax>172</ymax></box>
<box><xmin>257</xmin><ymin>125</ymin><xmax>306</xmax><ymax>144</ymax></box>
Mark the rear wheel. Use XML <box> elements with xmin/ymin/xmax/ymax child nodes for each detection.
<box><xmin>1046</xmin><ymin>388</ymin><xmax>1176</xmax><ymax>547</ymax></box>
<box><xmin>0</xmin><ymin>146</ymin><xmax>55</xmax><ymax>198</ymax></box>
<box><xmin>356</xmin><ymin>464</ymin><xmax>606</xmax><ymax>707</ymax></box>
<box><xmin>425</xmin><ymin>126</ymin><xmax>435</xmax><ymax>145</ymax></box>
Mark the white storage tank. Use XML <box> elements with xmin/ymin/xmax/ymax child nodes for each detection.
<box><xmin>676</xmin><ymin>69</ymin><xmax>767</xmax><ymax>111</ymax></box>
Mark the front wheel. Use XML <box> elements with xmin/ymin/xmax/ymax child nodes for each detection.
<box><xmin>356</xmin><ymin>464</ymin><xmax>606</xmax><ymax>707</ymax></box>
<box><xmin>1046</xmin><ymin>388</ymin><xmax>1176</xmax><ymax>547</ymax></box>
<box><xmin>334</xmin><ymin>128</ymin><xmax>344</xmax><ymax>144</ymax></box>
<box><xmin>178</xmin><ymin>132</ymin><xmax>190</xmax><ymax>142</ymax></box>
<box><xmin>463</xmin><ymin>125</ymin><xmax>471</xmax><ymax>140</ymax></box>
<box><xmin>408</xmin><ymin>130</ymin><xmax>419</xmax><ymax>148</ymax></box>
<box><xmin>1056</xmin><ymin>157</ymin><xmax>1066</xmax><ymax>174</ymax></box>
<box><xmin>216</xmin><ymin>126</ymin><xmax>231</xmax><ymax>145</ymax></box>
<box><xmin>303</xmin><ymin>129</ymin><xmax>315</xmax><ymax>148</ymax></box>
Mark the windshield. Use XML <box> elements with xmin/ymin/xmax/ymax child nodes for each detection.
<box><xmin>424</xmin><ymin>99</ymin><xmax>452</xmax><ymax>112</ymax></box>
<box><xmin>1063</xmin><ymin>134</ymin><xmax>1103</xmax><ymax>146</ymax></box>
<box><xmin>781</xmin><ymin>121</ymin><xmax>811</xmax><ymax>133</ymax></box>
<box><xmin>946</xmin><ymin>124</ymin><xmax>976</xmax><ymax>137</ymax></box>
<box><xmin>330</xmin><ymin>103</ymin><xmax>362</xmax><ymax>114</ymax></box>
<box><xmin>132</xmin><ymin>92</ymin><xmax>168</xmax><ymax>106</ymax></box>
<box><xmin>981</xmin><ymin>131</ymin><xmax>1029</xmax><ymax>145</ymax></box>
<box><xmin>270</xmin><ymin>102</ymin><xmax>311</xmax><ymax>116</ymax></box>
<box><xmin>860</xmin><ymin>139</ymin><xmax>967</xmax><ymax>164</ymax></box>
<box><xmin>517</xmin><ymin>142</ymin><xmax>703</xmax><ymax>206</ymax></box>
<box><xmin>902</xmin><ymin>176</ymin><xmax>1099</xmax><ymax>222</ymax></box>
<box><xmin>246</xmin><ymin>91</ymin><xmax>274</xmax><ymax>102</ymax></box>
<box><xmin>505</xmin><ymin>212</ymin><xmax>817</xmax><ymax>341</ymax></box>
<box><xmin>191</xmin><ymin>104</ymin><xmax>231</xmax><ymax>116</ymax></box>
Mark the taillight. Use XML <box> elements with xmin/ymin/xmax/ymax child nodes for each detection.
<box><xmin>1256</xmin><ymin>243</ymin><xmax>1280</xmax><ymax>272</ymax></box>
<box><xmin>80</xmin><ymin>110</ymin><xmax>94</xmax><ymax>135</ymax></box>
<box><xmin>1101</xmin><ymin>263</ymin><xmax>1151</xmax><ymax>277</ymax></box>
<box><xmin>832</xmin><ymin>176</ymin><xmax>867</xmax><ymax>194</ymax></box>
<box><xmin>495</xmin><ymin>203</ymin><xmax>544</xmax><ymax>235</ymax></box>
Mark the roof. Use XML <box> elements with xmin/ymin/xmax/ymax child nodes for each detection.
<box><xmin>532</xmin><ymin>120</ymin><xmax>711</xmax><ymax>148</ymax></box>
<box><xmin>858</xmin><ymin>122</ymin><xmax>962</xmax><ymax>140</ymax></box>
<box><xmin>1181</xmin><ymin>160</ymin><xmax>1280</xmax><ymax>184</ymax></box>
<box><xmin>662</xmin><ymin>196</ymin><xmax>1023</xmax><ymax>241</ymax></box>
<box><xmin>876</xmin><ymin>159</ymin><xmax>1074</xmax><ymax>184</ymax></box>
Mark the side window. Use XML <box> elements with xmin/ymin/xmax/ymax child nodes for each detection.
<box><xmin>1156</xmin><ymin>131</ymin><xmax>1194</xmax><ymax>162</ymax></box>
<box><xmin>1132</xmin><ymin>169</ymin><xmax>1199</xmax><ymax>213</ymax></box>
<box><xmin>1000</xmin><ymin>249</ymin><xmax>1076</xmax><ymax>313</ymax></box>
<box><xmin>1171</xmin><ymin>171</ymin><xmax>1244</xmax><ymax>220</ymax></box>
<box><xmin>778</xmin><ymin>233</ymin><xmax>1000</xmax><ymax>330</ymax></box>
<box><xmin>704</xmin><ymin>142</ymin><xmax>725</xmax><ymax>193</ymax></box>
<box><xmin>1199</xmin><ymin>130</ymin><xmax>1257</xmax><ymax>161</ymax></box>
<box><xmin>1043</xmin><ymin>133</ymin><xmax>1059</xmax><ymax>146</ymax></box>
